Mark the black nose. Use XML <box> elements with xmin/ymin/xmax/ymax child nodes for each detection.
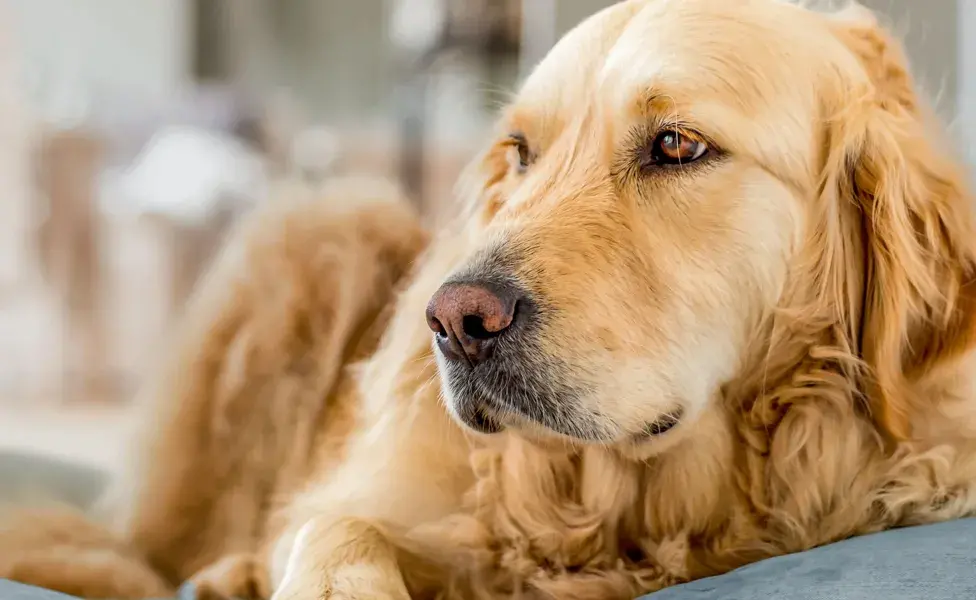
<box><xmin>425</xmin><ymin>280</ymin><xmax>519</xmax><ymax>365</ymax></box>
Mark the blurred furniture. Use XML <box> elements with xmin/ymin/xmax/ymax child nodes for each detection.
<box><xmin>0</xmin><ymin>85</ymin><xmax>275</xmax><ymax>406</ymax></box>
<box><xmin>34</xmin><ymin>129</ymin><xmax>108</xmax><ymax>402</ymax></box>
<box><xmin>390</xmin><ymin>0</ymin><xmax>523</xmax><ymax>205</ymax></box>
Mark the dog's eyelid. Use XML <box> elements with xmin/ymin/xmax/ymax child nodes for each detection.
<box><xmin>503</xmin><ymin>131</ymin><xmax>534</xmax><ymax>172</ymax></box>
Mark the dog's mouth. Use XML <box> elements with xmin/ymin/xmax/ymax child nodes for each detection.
<box><xmin>443</xmin><ymin>365</ymin><xmax>603</xmax><ymax>440</ymax></box>
<box><xmin>638</xmin><ymin>408</ymin><xmax>684</xmax><ymax>438</ymax></box>
<box><xmin>458</xmin><ymin>396</ymin><xmax>685</xmax><ymax>444</ymax></box>
<box><xmin>461</xmin><ymin>403</ymin><xmax>506</xmax><ymax>434</ymax></box>
<box><xmin>441</xmin><ymin>355</ymin><xmax>687</xmax><ymax>443</ymax></box>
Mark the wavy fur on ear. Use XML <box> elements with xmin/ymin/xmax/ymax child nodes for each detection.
<box><xmin>821</xmin><ymin>6</ymin><xmax>976</xmax><ymax>440</ymax></box>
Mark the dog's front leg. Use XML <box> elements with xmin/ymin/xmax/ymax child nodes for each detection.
<box><xmin>272</xmin><ymin>517</ymin><xmax>409</xmax><ymax>600</ymax></box>
<box><xmin>269</xmin><ymin>364</ymin><xmax>475</xmax><ymax>600</ymax></box>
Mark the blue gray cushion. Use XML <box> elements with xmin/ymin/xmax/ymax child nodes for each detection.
<box><xmin>0</xmin><ymin>580</ymin><xmax>78</xmax><ymax>600</ymax></box>
<box><xmin>644</xmin><ymin>518</ymin><xmax>976</xmax><ymax>599</ymax></box>
<box><xmin>0</xmin><ymin>450</ymin><xmax>107</xmax><ymax>508</ymax></box>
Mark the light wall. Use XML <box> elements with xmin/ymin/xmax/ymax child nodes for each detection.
<box><xmin>961</xmin><ymin>0</ymin><xmax>976</xmax><ymax>162</ymax></box>
<box><xmin>862</xmin><ymin>0</ymin><xmax>959</xmax><ymax>119</ymax></box>
<box><xmin>8</xmin><ymin>0</ymin><xmax>191</xmax><ymax>108</ymax></box>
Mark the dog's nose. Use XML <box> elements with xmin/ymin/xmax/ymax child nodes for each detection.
<box><xmin>426</xmin><ymin>281</ymin><xmax>518</xmax><ymax>365</ymax></box>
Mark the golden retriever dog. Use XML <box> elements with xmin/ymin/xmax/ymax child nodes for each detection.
<box><xmin>4</xmin><ymin>0</ymin><xmax>976</xmax><ymax>598</ymax></box>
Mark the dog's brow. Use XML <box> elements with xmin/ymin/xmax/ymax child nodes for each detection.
<box><xmin>599</xmin><ymin>46</ymin><xmax>693</xmax><ymax>122</ymax></box>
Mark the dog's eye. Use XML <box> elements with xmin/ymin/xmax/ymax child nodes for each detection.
<box><xmin>506</xmin><ymin>133</ymin><xmax>532</xmax><ymax>173</ymax></box>
<box><xmin>645</xmin><ymin>130</ymin><xmax>708</xmax><ymax>167</ymax></box>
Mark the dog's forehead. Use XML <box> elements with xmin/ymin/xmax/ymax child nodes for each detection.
<box><xmin>601</xmin><ymin>1</ymin><xmax>722</xmax><ymax>94</ymax></box>
<box><xmin>512</xmin><ymin>0</ymin><xmax>824</xmax><ymax>126</ymax></box>
<box><xmin>600</xmin><ymin>0</ymin><xmax>812</xmax><ymax>104</ymax></box>
<box><xmin>509</xmin><ymin>1</ymin><xmax>642</xmax><ymax>134</ymax></box>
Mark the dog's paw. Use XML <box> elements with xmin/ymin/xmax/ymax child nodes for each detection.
<box><xmin>271</xmin><ymin>563</ymin><xmax>410</xmax><ymax>600</ymax></box>
<box><xmin>185</xmin><ymin>553</ymin><xmax>271</xmax><ymax>600</ymax></box>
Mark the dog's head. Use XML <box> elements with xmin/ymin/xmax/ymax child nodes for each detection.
<box><xmin>426</xmin><ymin>0</ymin><xmax>976</xmax><ymax>453</ymax></box>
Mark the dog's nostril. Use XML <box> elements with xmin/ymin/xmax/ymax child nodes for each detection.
<box><xmin>462</xmin><ymin>315</ymin><xmax>495</xmax><ymax>340</ymax></box>
<box><xmin>428</xmin><ymin>316</ymin><xmax>445</xmax><ymax>336</ymax></box>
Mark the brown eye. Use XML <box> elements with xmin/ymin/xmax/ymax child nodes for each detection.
<box><xmin>647</xmin><ymin>130</ymin><xmax>708</xmax><ymax>166</ymax></box>
<box><xmin>507</xmin><ymin>133</ymin><xmax>532</xmax><ymax>172</ymax></box>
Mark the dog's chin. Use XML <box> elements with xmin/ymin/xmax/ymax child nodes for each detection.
<box><xmin>434</xmin><ymin>344</ymin><xmax>688</xmax><ymax>445</ymax></box>
<box><xmin>441</xmin><ymin>379</ymin><xmax>604</xmax><ymax>442</ymax></box>
<box><xmin>434</xmin><ymin>345</ymin><xmax>602</xmax><ymax>440</ymax></box>
<box><xmin>442</xmin><ymin>377</ymin><xmax>688</xmax><ymax>448</ymax></box>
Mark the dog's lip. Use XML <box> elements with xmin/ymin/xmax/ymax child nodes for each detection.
<box><xmin>454</xmin><ymin>398</ymin><xmax>508</xmax><ymax>434</ymax></box>
<box><xmin>467</xmin><ymin>408</ymin><xmax>506</xmax><ymax>434</ymax></box>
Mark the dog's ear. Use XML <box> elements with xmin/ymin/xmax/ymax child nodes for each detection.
<box><xmin>819</xmin><ymin>6</ymin><xmax>976</xmax><ymax>440</ymax></box>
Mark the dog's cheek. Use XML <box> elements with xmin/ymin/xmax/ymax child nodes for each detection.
<box><xmin>480</xmin><ymin>188</ymin><xmax>506</xmax><ymax>223</ymax></box>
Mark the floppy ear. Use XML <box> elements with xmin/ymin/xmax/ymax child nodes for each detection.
<box><xmin>822</xmin><ymin>6</ymin><xmax>976</xmax><ymax>440</ymax></box>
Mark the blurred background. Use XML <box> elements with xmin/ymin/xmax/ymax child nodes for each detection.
<box><xmin>0</xmin><ymin>0</ymin><xmax>972</xmax><ymax>472</ymax></box>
